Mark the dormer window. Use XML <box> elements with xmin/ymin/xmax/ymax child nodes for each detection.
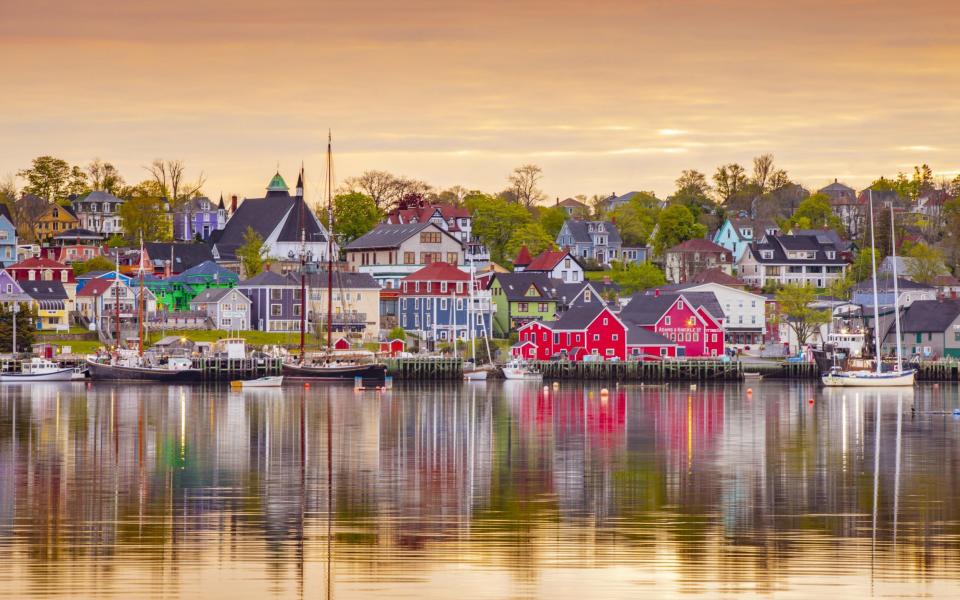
<box><xmin>826</xmin><ymin>251</ymin><xmax>836</xmax><ymax>259</ymax></box>
<box><xmin>761</xmin><ymin>250</ymin><xmax>773</xmax><ymax>259</ymax></box>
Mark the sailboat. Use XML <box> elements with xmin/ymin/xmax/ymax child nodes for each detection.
<box><xmin>463</xmin><ymin>262</ymin><xmax>494</xmax><ymax>381</ymax></box>
<box><xmin>822</xmin><ymin>196</ymin><xmax>915</xmax><ymax>387</ymax></box>
<box><xmin>281</xmin><ymin>133</ymin><xmax>387</xmax><ymax>383</ymax></box>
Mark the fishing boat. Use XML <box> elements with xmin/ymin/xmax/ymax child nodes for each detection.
<box><xmin>71</xmin><ymin>366</ymin><xmax>88</xmax><ymax>380</ymax></box>
<box><xmin>743</xmin><ymin>371</ymin><xmax>763</xmax><ymax>380</ymax></box>
<box><xmin>502</xmin><ymin>359</ymin><xmax>542</xmax><ymax>381</ymax></box>
<box><xmin>822</xmin><ymin>196</ymin><xmax>914</xmax><ymax>387</ymax></box>
<box><xmin>463</xmin><ymin>360</ymin><xmax>492</xmax><ymax>381</ymax></box>
<box><xmin>282</xmin><ymin>134</ymin><xmax>387</xmax><ymax>384</ymax></box>
<box><xmin>230</xmin><ymin>375</ymin><xmax>283</xmax><ymax>388</ymax></box>
<box><xmin>0</xmin><ymin>358</ymin><xmax>75</xmax><ymax>382</ymax></box>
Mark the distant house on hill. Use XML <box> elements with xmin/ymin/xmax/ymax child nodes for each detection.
<box><xmin>555</xmin><ymin>219</ymin><xmax>644</xmax><ymax>266</ymax></box>
<box><xmin>554</xmin><ymin>197</ymin><xmax>589</xmax><ymax>216</ymax></box>
<box><xmin>173</xmin><ymin>195</ymin><xmax>227</xmax><ymax>242</ymax></box>
<box><xmin>523</xmin><ymin>249</ymin><xmax>584</xmax><ymax>283</ymax></box>
<box><xmin>345</xmin><ymin>222</ymin><xmax>464</xmax><ymax>289</ymax></box>
<box><xmin>663</xmin><ymin>239</ymin><xmax>733</xmax><ymax>284</ymax></box>
<box><xmin>713</xmin><ymin>216</ymin><xmax>780</xmax><ymax>262</ymax></box>
<box><xmin>0</xmin><ymin>203</ymin><xmax>17</xmax><ymax>267</ymax></box>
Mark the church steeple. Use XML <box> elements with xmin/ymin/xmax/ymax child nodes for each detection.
<box><xmin>295</xmin><ymin>170</ymin><xmax>304</xmax><ymax>198</ymax></box>
<box><xmin>266</xmin><ymin>171</ymin><xmax>289</xmax><ymax>193</ymax></box>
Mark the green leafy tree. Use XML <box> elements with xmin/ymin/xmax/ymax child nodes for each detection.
<box><xmin>17</xmin><ymin>156</ymin><xmax>74</xmax><ymax>202</ymax></box>
<box><xmin>387</xmin><ymin>326</ymin><xmax>407</xmax><ymax>341</ymax></box>
<box><xmin>329</xmin><ymin>192</ymin><xmax>382</xmax><ymax>246</ymax></box>
<box><xmin>538</xmin><ymin>205</ymin><xmax>568</xmax><ymax>239</ymax></box>
<box><xmin>904</xmin><ymin>243</ymin><xmax>946</xmax><ymax>284</ymax></box>
<box><xmin>73</xmin><ymin>255</ymin><xmax>117</xmax><ymax>277</ymax></box>
<box><xmin>652</xmin><ymin>204</ymin><xmax>707</xmax><ymax>256</ymax></box>
<box><xmin>118</xmin><ymin>196</ymin><xmax>172</xmax><ymax>242</ymax></box>
<box><xmin>610</xmin><ymin>191</ymin><xmax>661</xmax><ymax>246</ymax></box>
<box><xmin>506</xmin><ymin>222</ymin><xmax>555</xmax><ymax>261</ymax></box>
<box><xmin>775</xmin><ymin>284</ymin><xmax>831</xmax><ymax>349</ymax></box>
<box><xmin>237</xmin><ymin>226</ymin><xmax>268</xmax><ymax>278</ymax></box>
<box><xmin>0</xmin><ymin>302</ymin><xmax>37</xmax><ymax>353</ymax></box>
<box><xmin>470</xmin><ymin>194</ymin><xmax>532</xmax><ymax>264</ymax></box>
<box><xmin>783</xmin><ymin>193</ymin><xmax>845</xmax><ymax>234</ymax></box>
<box><xmin>608</xmin><ymin>261</ymin><xmax>667</xmax><ymax>294</ymax></box>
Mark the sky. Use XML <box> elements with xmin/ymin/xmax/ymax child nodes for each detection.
<box><xmin>2</xmin><ymin>0</ymin><xmax>959</xmax><ymax>204</ymax></box>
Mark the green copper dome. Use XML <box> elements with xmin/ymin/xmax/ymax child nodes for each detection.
<box><xmin>267</xmin><ymin>172</ymin><xmax>289</xmax><ymax>192</ymax></box>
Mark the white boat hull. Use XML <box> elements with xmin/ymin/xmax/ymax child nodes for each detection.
<box><xmin>502</xmin><ymin>367</ymin><xmax>542</xmax><ymax>381</ymax></box>
<box><xmin>821</xmin><ymin>369</ymin><xmax>915</xmax><ymax>387</ymax></box>
<box><xmin>464</xmin><ymin>370</ymin><xmax>488</xmax><ymax>381</ymax></box>
<box><xmin>231</xmin><ymin>376</ymin><xmax>284</xmax><ymax>388</ymax></box>
<box><xmin>1</xmin><ymin>368</ymin><xmax>76</xmax><ymax>382</ymax></box>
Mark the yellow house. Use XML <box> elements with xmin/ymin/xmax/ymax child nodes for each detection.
<box><xmin>20</xmin><ymin>280</ymin><xmax>70</xmax><ymax>331</ymax></box>
<box><xmin>304</xmin><ymin>271</ymin><xmax>381</xmax><ymax>340</ymax></box>
<box><xmin>34</xmin><ymin>204</ymin><xmax>80</xmax><ymax>243</ymax></box>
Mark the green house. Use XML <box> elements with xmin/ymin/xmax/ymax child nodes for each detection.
<box><xmin>489</xmin><ymin>273</ymin><xmax>559</xmax><ymax>337</ymax></box>
<box><xmin>140</xmin><ymin>260</ymin><xmax>239</xmax><ymax>312</ymax></box>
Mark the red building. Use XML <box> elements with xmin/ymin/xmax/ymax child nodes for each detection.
<box><xmin>379</xmin><ymin>338</ymin><xmax>406</xmax><ymax>357</ymax></box>
<box><xmin>6</xmin><ymin>257</ymin><xmax>75</xmax><ymax>285</ymax></box>
<box><xmin>620</xmin><ymin>290</ymin><xmax>725</xmax><ymax>358</ymax></box>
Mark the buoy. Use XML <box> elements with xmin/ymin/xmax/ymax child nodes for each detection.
<box><xmin>746</xmin><ymin>388</ymin><xmax>753</xmax><ymax>395</ymax></box>
<box><xmin>689</xmin><ymin>384</ymin><xmax>697</xmax><ymax>391</ymax></box>
<box><xmin>808</xmin><ymin>398</ymin><xmax>814</xmax><ymax>405</ymax></box>
<box><xmin>600</xmin><ymin>388</ymin><xmax>609</xmax><ymax>396</ymax></box>
<box><xmin>304</xmin><ymin>383</ymin><xmax>310</xmax><ymax>389</ymax></box>
<box><xmin>552</xmin><ymin>382</ymin><xmax>559</xmax><ymax>390</ymax></box>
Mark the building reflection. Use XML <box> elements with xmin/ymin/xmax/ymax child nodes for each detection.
<box><xmin>0</xmin><ymin>381</ymin><xmax>958</xmax><ymax>597</ymax></box>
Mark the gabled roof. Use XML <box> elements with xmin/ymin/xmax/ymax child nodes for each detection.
<box><xmin>170</xmin><ymin>260</ymin><xmax>238</xmax><ymax>283</ymax></box>
<box><xmin>8</xmin><ymin>257</ymin><xmax>70</xmax><ymax>270</ymax></box>
<box><xmin>514</xmin><ymin>245</ymin><xmax>532</xmax><ymax>267</ymax></box>
<box><xmin>789</xmin><ymin>229</ymin><xmax>852</xmax><ymax>252</ymax></box>
<box><xmin>627</xmin><ymin>326</ymin><xmax>675</xmax><ymax>346</ymax></box>
<box><xmin>818</xmin><ymin>180</ymin><xmax>855</xmax><ymax>194</ymax></box>
<box><xmin>145</xmin><ymin>243</ymin><xmax>215</xmax><ymax>271</ymax></box>
<box><xmin>687</xmin><ymin>267</ymin><xmax>747</xmax><ymax>287</ymax></box>
<box><xmin>191</xmin><ymin>287</ymin><xmax>249</xmax><ymax>304</ymax></box>
<box><xmin>20</xmin><ymin>280</ymin><xmax>68</xmax><ymax>300</ymax></box>
<box><xmin>77</xmin><ymin>278</ymin><xmax>124</xmax><ymax>297</ymax></box>
<box><xmin>76</xmin><ymin>190</ymin><xmax>124</xmax><ymax>204</ymax></box>
<box><xmin>852</xmin><ymin>276</ymin><xmax>934</xmax><ymax>293</ymax></box>
<box><xmin>213</xmin><ymin>193</ymin><xmax>326</xmax><ymax>259</ymax></box>
<box><xmin>304</xmin><ymin>271</ymin><xmax>380</xmax><ymax>289</ymax></box>
<box><xmin>621</xmin><ymin>291</ymin><xmax>725</xmax><ymax>325</ymax></box>
<box><xmin>347</xmin><ymin>222</ymin><xmax>454</xmax><ymax>250</ymax></box>
<box><xmin>402</xmin><ymin>261</ymin><xmax>470</xmax><ymax>282</ymax></box>
<box><xmin>899</xmin><ymin>300</ymin><xmax>960</xmax><ymax>333</ymax></box>
<box><xmin>491</xmin><ymin>272</ymin><xmax>555</xmax><ymax>302</ymax></box>
<box><xmin>727</xmin><ymin>216</ymin><xmax>779</xmax><ymax>237</ymax></box>
<box><xmin>52</xmin><ymin>228</ymin><xmax>105</xmax><ymax>240</ymax></box>
<box><xmin>0</xmin><ymin>203</ymin><xmax>12</xmax><ymax>225</ymax></box>
<box><xmin>558</xmin><ymin>197</ymin><xmax>588</xmax><ymax>209</ymax></box>
<box><xmin>525</xmin><ymin>249</ymin><xmax>574</xmax><ymax>272</ymax></box>
<box><xmin>666</xmin><ymin>238</ymin><xmax>731</xmax><ymax>255</ymax></box>
<box><xmin>560</xmin><ymin>220</ymin><xmax>622</xmax><ymax>245</ymax></box>
<box><xmin>748</xmin><ymin>234</ymin><xmax>847</xmax><ymax>265</ymax></box>
<box><xmin>385</xmin><ymin>201</ymin><xmax>470</xmax><ymax>231</ymax></box>
<box><xmin>238</xmin><ymin>270</ymin><xmax>298</xmax><ymax>287</ymax></box>
<box><xmin>932</xmin><ymin>274</ymin><xmax>960</xmax><ymax>287</ymax></box>
<box><xmin>544</xmin><ymin>303</ymin><xmax>609</xmax><ymax>331</ymax></box>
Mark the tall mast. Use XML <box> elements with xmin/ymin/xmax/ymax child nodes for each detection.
<box><xmin>138</xmin><ymin>232</ymin><xmax>145</xmax><ymax>356</ymax></box>
<box><xmin>889</xmin><ymin>204</ymin><xmax>903</xmax><ymax>372</ymax></box>
<box><xmin>299</xmin><ymin>164</ymin><xmax>307</xmax><ymax>364</ymax></box>
<box><xmin>326</xmin><ymin>131</ymin><xmax>334</xmax><ymax>353</ymax></box>
<box><xmin>868</xmin><ymin>192</ymin><xmax>882</xmax><ymax>373</ymax></box>
<box><xmin>115</xmin><ymin>248</ymin><xmax>122</xmax><ymax>349</ymax></box>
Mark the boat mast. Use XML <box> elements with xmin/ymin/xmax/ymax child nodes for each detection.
<box><xmin>889</xmin><ymin>204</ymin><xmax>904</xmax><ymax>372</ymax></box>
<box><xmin>868</xmin><ymin>192</ymin><xmax>882</xmax><ymax>374</ymax></box>
<box><xmin>299</xmin><ymin>164</ymin><xmax>307</xmax><ymax>364</ymax></box>
<box><xmin>138</xmin><ymin>232</ymin><xmax>145</xmax><ymax>356</ymax></box>
<box><xmin>469</xmin><ymin>263</ymin><xmax>476</xmax><ymax>361</ymax></box>
<box><xmin>325</xmin><ymin>131</ymin><xmax>334</xmax><ymax>353</ymax></box>
<box><xmin>115</xmin><ymin>248</ymin><xmax>122</xmax><ymax>349</ymax></box>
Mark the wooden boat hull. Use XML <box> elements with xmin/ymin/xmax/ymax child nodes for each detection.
<box><xmin>282</xmin><ymin>362</ymin><xmax>387</xmax><ymax>382</ymax></box>
<box><xmin>86</xmin><ymin>359</ymin><xmax>203</xmax><ymax>382</ymax></box>
<box><xmin>1</xmin><ymin>368</ymin><xmax>75</xmax><ymax>382</ymax></box>
<box><xmin>821</xmin><ymin>369</ymin><xmax>915</xmax><ymax>387</ymax></box>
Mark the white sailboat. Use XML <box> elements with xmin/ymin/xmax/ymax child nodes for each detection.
<box><xmin>463</xmin><ymin>261</ymin><xmax>494</xmax><ymax>381</ymax></box>
<box><xmin>822</xmin><ymin>196</ymin><xmax>915</xmax><ymax>387</ymax></box>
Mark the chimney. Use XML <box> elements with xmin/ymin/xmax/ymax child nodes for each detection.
<box><xmin>654</xmin><ymin>288</ymin><xmax>660</xmax><ymax>297</ymax></box>
<box><xmin>555</xmin><ymin>196</ymin><xmax>559</xmax><ymax>206</ymax></box>
<box><xmin>231</xmin><ymin>195</ymin><xmax>238</xmax><ymax>214</ymax></box>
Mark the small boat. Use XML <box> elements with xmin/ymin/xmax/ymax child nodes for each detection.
<box><xmin>1</xmin><ymin>358</ymin><xmax>74</xmax><ymax>382</ymax></box>
<box><xmin>502</xmin><ymin>359</ymin><xmax>542</xmax><ymax>381</ymax></box>
<box><xmin>463</xmin><ymin>361</ymin><xmax>493</xmax><ymax>381</ymax></box>
<box><xmin>743</xmin><ymin>372</ymin><xmax>763</xmax><ymax>380</ymax></box>
<box><xmin>231</xmin><ymin>376</ymin><xmax>283</xmax><ymax>388</ymax></box>
<box><xmin>71</xmin><ymin>366</ymin><xmax>88</xmax><ymax>380</ymax></box>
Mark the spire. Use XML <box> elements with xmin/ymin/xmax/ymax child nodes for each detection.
<box><xmin>217</xmin><ymin>193</ymin><xmax>225</xmax><ymax>210</ymax></box>
<box><xmin>296</xmin><ymin>167</ymin><xmax>304</xmax><ymax>198</ymax></box>
<box><xmin>267</xmin><ymin>171</ymin><xmax>289</xmax><ymax>193</ymax></box>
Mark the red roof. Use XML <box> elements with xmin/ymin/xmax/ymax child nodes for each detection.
<box><xmin>525</xmin><ymin>250</ymin><xmax>570</xmax><ymax>271</ymax></box>
<box><xmin>385</xmin><ymin>202</ymin><xmax>470</xmax><ymax>231</ymax></box>
<box><xmin>933</xmin><ymin>274</ymin><xmax>960</xmax><ymax>286</ymax></box>
<box><xmin>401</xmin><ymin>261</ymin><xmax>470</xmax><ymax>282</ymax></box>
<box><xmin>688</xmin><ymin>267</ymin><xmax>746</xmax><ymax>287</ymax></box>
<box><xmin>77</xmin><ymin>278</ymin><xmax>117</xmax><ymax>297</ymax></box>
<box><xmin>8</xmin><ymin>257</ymin><xmax>71</xmax><ymax>270</ymax></box>
<box><xmin>514</xmin><ymin>245</ymin><xmax>532</xmax><ymax>266</ymax></box>
<box><xmin>667</xmin><ymin>238</ymin><xmax>731</xmax><ymax>255</ymax></box>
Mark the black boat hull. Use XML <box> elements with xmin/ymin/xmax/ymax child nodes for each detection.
<box><xmin>282</xmin><ymin>362</ymin><xmax>387</xmax><ymax>382</ymax></box>
<box><xmin>86</xmin><ymin>359</ymin><xmax>203</xmax><ymax>383</ymax></box>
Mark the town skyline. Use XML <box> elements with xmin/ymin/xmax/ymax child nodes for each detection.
<box><xmin>3</xmin><ymin>1</ymin><xmax>959</xmax><ymax>200</ymax></box>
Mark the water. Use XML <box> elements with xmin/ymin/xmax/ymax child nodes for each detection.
<box><xmin>0</xmin><ymin>381</ymin><xmax>959</xmax><ymax>599</ymax></box>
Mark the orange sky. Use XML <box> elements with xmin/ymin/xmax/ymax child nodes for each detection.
<box><xmin>2</xmin><ymin>0</ymin><xmax>959</xmax><ymax>202</ymax></box>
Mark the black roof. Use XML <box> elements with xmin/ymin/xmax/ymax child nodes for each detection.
<box><xmin>543</xmin><ymin>303</ymin><xmax>607</xmax><ymax>330</ymax></box>
<box><xmin>898</xmin><ymin>300</ymin><xmax>960</xmax><ymax>333</ymax></box>
<box><xmin>748</xmin><ymin>234</ymin><xmax>847</xmax><ymax>265</ymax></box>
<box><xmin>213</xmin><ymin>192</ymin><xmax>326</xmax><ymax>259</ymax></box>
<box><xmin>491</xmin><ymin>272</ymin><xmax>593</xmax><ymax>306</ymax></box>
<box><xmin>21</xmin><ymin>280</ymin><xmax>68</xmax><ymax>300</ymax></box>
<box><xmin>0</xmin><ymin>203</ymin><xmax>12</xmax><ymax>224</ymax></box>
<box><xmin>238</xmin><ymin>271</ymin><xmax>298</xmax><ymax>287</ymax></box>
<box><xmin>627</xmin><ymin>326</ymin><xmax>674</xmax><ymax>346</ymax></box>
<box><xmin>145</xmin><ymin>243</ymin><xmax>214</xmax><ymax>271</ymax></box>
<box><xmin>561</xmin><ymin>220</ymin><xmax>622</xmax><ymax>244</ymax></box>
<box><xmin>52</xmin><ymin>228</ymin><xmax>104</xmax><ymax>239</ymax></box>
<box><xmin>621</xmin><ymin>291</ymin><xmax>725</xmax><ymax>325</ymax></box>
<box><xmin>304</xmin><ymin>271</ymin><xmax>380</xmax><ymax>289</ymax></box>
<box><xmin>346</xmin><ymin>222</ymin><xmax>448</xmax><ymax>250</ymax></box>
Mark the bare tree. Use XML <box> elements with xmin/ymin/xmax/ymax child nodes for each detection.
<box><xmin>87</xmin><ymin>158</ymin><xmax>126</xmax><ymax>194</ymax></box>
<box><xmin>340</xmin><ymin>170</ymin><xmax>399</xmax><ymax>209</ymax></box>
<box><xmin>391</xmin><ymin>177</ymin><xmax>432</xmax><ymax>207</ymax></box>
<box><xmin>145</xmin><ymin>159</ymin><xmax>205</xmax><ymax>204</ymax></box>
<box><xmin>713</xmin><ymin>163</ymin><xmax>748</xmax><ymax>203</ymax></box>
<box><xmin>752</xmin><ymin>154</ymin><xmax>790</xmax><ymax>193</ymax></box>
<box><xmin>508</xmin><ymin>164</ymin><xmax>546</xmax><ymax>209</ymax></box>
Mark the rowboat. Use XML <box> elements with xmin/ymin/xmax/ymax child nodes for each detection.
<box><xmin>230</xmin><ymin>376</ymin><xmax>284</xmax><ymax>388</ymax></box>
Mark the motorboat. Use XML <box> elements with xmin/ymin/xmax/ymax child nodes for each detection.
<box><xmin>72</xmin><ymin>366</ymin><xmax>88</xmax><ymax>380</ymax></box>
<box><xmin>86</xmin><ymin>354</ymin><xmax>202</xmax><ymax>382</ymax></box>
<box><xmin>502</xmin><ymin>359</ymin><xmax>542</xmax><ymax>381</ymax></box>
<box><xmin>0</xmin><ymin>358</ymin><xmax>74</xmax><ymax>382</ymax></box>
<box><xmin>231</xmin><ymin>375</ymin><xmax>283</xmax><ymax>388</ymax></box>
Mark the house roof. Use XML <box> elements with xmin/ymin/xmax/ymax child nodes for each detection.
<box><xmin>238</xmin><ymin>270</ymin><xmax>299</xmax><ymax>287</ymax></box>
<box><xmin>267</xmin><ymin>172</ymin><xmax>289</xmax><ymax>192</ymax></box>
<box><xmin>8</xmin><ymin>257</ymin><xmax>70</xmax><ymax>270</ymax></box>
<box><xmin>789</xmin><ymin>229</ymin><xmax>851</xmax><ymax>252</ymax></box>
<box><xmin>214</xmin><ymin>193</ymin><xmax>327</xmax><ymax>259</ymax></box>
<box><xmin>728</xmin><ymin>216</ymin><xmax>779</xmax><ymax>236</ymax></box>
<box><xmin>933</xmin><ymin>274</ymin><xmax>960</xmax><ymax>287</ymax></box>
<box><xmin>544</xmin><ymin>303</ymin><xmax>608</xmax><ymax>331</ymax></box>
<box><xmin>621</xmin><ymin>291</ymin><xmax>725</xmax><ymax>325</ymax></box>
<box><xmin>76</xmin><ymin>190</ymin><xmax>124</xmax><ymax>205</ymax></box>
<box><xmin>303</xmin><ymin>270</ymin><xmax>381</xmax><ymax>289</ymax></box>
<box><xmin>401</xmin><ymin>261</ymin><xmax>470</xmax><ymax>282</ymax></box>
<box><xmin>20</xmin><ymin>280</ymin><xmax>68</xmax><ymax>300</ymax></box>
<box><xmin>52</xmin><ymin>228</ymin><xmax>105</xmax><ymax>240</ymax></box>
<box><xmin>191</xmin><ymin>287</ymin><xmax>248</xmax><ymax>304</ymax></box>
<box><xmin>852</xmin><ymin>276</ymin><xmax>934</xmax><ymax>292</ymax></box>
<box><xmin>385</xmin><ymin>201</ymin><xmax>470</xmax><ymax>231</ymax></box>
<box><xmin>748</xmin><ymin>234</ymin><xmax>846</xmax><ymax>265</ymax></box>
<box><xmin>558</xmin><ymin>197</ymin><xmax>588</xmax><ymax>209</ymax></box>
<box><xmin>77</xmin><ymin>278</ymin><xmax>123</xmax><ymax>297</ymax></box>
<box><xmin>666</xmin><ymin>238</ymin><xmax>731</xmax><ymax>255</ymax></box>
<box><xmin>899</xmin><ymin>299</ymin><xmax>960</xmax><ymax>333</ymax></box>
<box><xmin>145</xmin><ymin>243</ymin><xmax>215</xmax><ymax>271</ymax></box>
<box><xmin>525</xmin><ymin>250</ymin><xmax>574</xmax><ymax>272</ymax></box>
<box><xmin>0</xmin><ymin>203</ymin><xmax>12</xmax><ymax>224</ymax></box>
<box><xmin>687</xmin><ymin>267</ymin><xmax>747</xmax><ymax>287</ymax></box>
<box><xmin>514</xmin><ymin>245</ymin><xmax>532</xmax><ymax>267</ymax></box>
<box><xmin>627</xmin><ymin>326</ymin><xmax>675</xmax><ymax>346</ymax></box>
<box><xmin>169</xmin><ymin>260</ymin><xmax>238</xmax><ymax>284</ymax></box>
<box><xmin>346</xmin><ymin>222</ymin><xmax>438</xmax><ymax>250</ymax></box>
<box><xmin>561</xmin><ymin>220</ymin><xmax>622</xmax><ymax>245</ymax></box>
<box><xmin>819</xmin><ymin>180</ymin><xmax>855</xmax><ymax>194</ymax></box>
<box><xmin>491</xmin><ymin>272</ymin><xmax>555</xmax><ymax>302</ymax></box>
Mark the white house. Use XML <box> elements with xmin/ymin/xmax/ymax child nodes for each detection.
<box><xmin>522</xmin><ymin>249</ymin><xmax>584</xmax><ymax>283</ymax></box>
<box><xmin>189</xmin><ymin>287</ymin><xmax>252</xmax><ymax>331</ymax></box>
<box><xmin>738</xmin><ymin>234</ymin><xmax>849</xmax><ymax>289</ymax></box>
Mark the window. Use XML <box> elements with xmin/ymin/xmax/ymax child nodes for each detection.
<box><xmin>538</xmin><ymin>303</ymin><xmax>548</xmax><ymax>312</ymax></box>
<box><xmin>693</xmin><ymin>332</ymin><xmax>698</xmax><ymax>341</ymax></box>
<box><xmin>564</xmin><ymin>258</ymin><xmax>571</xmax><ymax>268</ymax></box>
<box><xmin>677</xmin><ymin>301</ymin><xmax>684</xmax><ymax>310</ymax></box>
<box><xmin>420</xmin><ymin>231</ymin><xmax>441</xmax><ymax>244</ymax></box>
<box><xmin>593</xmin><ymin>334</ymin><xmax>600</xmax><ymax>341</ymax></box>
<box><xmin>440</xmin><ymin>281</ymin><xmax>448</xmax><ymax>293</ymax></box>
<box><xmin>606</xmin><ymin>348</ymin><xmax>614</xmax><ymax>356</ymax></box>
<box><xmin>446</xmin><ymin>252</ymin><xmax>459</xmax><ymax>265</ymax></box>
<box><xmin>421</xmin><ymin>252</ymin><xmax>441</xmax><ymax>264</ymax></box>
<box><xmin>665</xmin><ymin>316</ymin><xmax>671</xmax><ymax>325</ymax></box>
<box><xmin>293</xmin><ymin>304</ymin><xmax>301</xmax><ymax>317</ymax></box>
<box><xmin>660</xmin><ymin>348</ymin><xmax>668</xmax><ymax>357</ymax></box>
<box><xmin>271</xmin><ymin>304</ymin><xmax>282</xmax><ymax>316</ymax></box>
<box><xmin>440</xmin><ymin>298</ymin><xmax>447</xmax><ymax>310</ymax></box>
<box><xmin>553</xmin><ymin>332</ymin><xmax>559</xmax><ymax>344</ymax></box>
<box><xmin>584</xmin><ymin>290</ymin><xmax>592</xmax><ymax>302</ymax></box>
<box><xmin>518</xmin><ymin>302</ymin><xmax>528</xmax><ymax>311</ymax></box>
<box><xmin>404</xmin><ymin>252</ymin><xmax>415</xmax><ymax>264</ymax></box>
<box><xmin>603</xmin><ymin>318</ymin><xmax>609</xmax><ymax>325</ymax></box>
<box><xmin>612</xmin><ymin>334</ymin><xmax>618</xmax><ymax>341</ymax></box>
<box><xmin>270</xmin><ymin>289</ymin><xmax>282</xmax><ymax>300</ymax></box>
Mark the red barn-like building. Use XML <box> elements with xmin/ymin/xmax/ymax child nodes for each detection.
<box><xmin>620</xmin><ymin>290</ymin><xmax>725</xmax><ymax>358</ymax></box>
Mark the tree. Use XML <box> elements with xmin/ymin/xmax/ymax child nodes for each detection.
<box><xmin>73</xmin><ymin>255</ymin><xmax>116</xmax><ymax>277</ymax></box>
<box><xmin>675</xmin><ymin>170</ymin><xmax>711</xmax><ymax>198</ymax></box>
<box><xmin>775</xmin><ymin>284</ymin><xmax>831</xmax><ymax>349</ymax></box>
<box><xmin>506</xmin><ymin>223</ymin><xmax>555</xmax><ymax>261</ymax></box>
<box><xmin>652</xmin><ymin>204</ymin><xmax>707</xmax><ymax>256</ymax></box>
<box><xmin>237</xmin><ymin>226</ymin><xmax>268</xmax><ymax>278</ymax></box>
<box><xmin>87</xmin><ymin>159</ymin><xmax>126</xmax><ymax>194</ymax></box>
<box><xmin>470</xmin><ymin>195</ymin><xmax>532</xmax><ymax>264</ymax></box>
<box><xmin>387</xmin><ymin>326</ymin><xmax>407</xmax><ymax>341</ymax></box>
<box><xmin>904</xmin><ymin>243</ymin><xmax>946</xmax><ymax>284</ymax></box>
<box><xmin>609</xmin><ymin>192</ymin><xmax>661</xmax><ymax>246</ymax></box>
<box><xmin>17</xmin><ymin>156</ymin><xmax>73</xmax><ymax>202</ymax></box>
<box><xmin>0</xmin><ymin>302</ymin><xmax>36</xmax><ymax>353</ymax></box>
<box><xmin>783</xmin><ymin>193</ymin><xmax>845</xmax><ymax>234</ymax></box>
<box><xmin>145</xmin><ymin>159</ymin><xmax>206</xmax><ymax>205</ymax></box>
<box><xmin>826</xmin><ymin>248</ymin><xmax>876</xmax><ymax>300</ymax></box>
<box><xmin>712</xmin><ymin>163</ymin><xmax>748</xmax><ymax>203</ymax></box>
<box><xmin>340</xmin><ymin>170</ymin><xmax>397</xmax><ymax>209</ymax></box>
<box><xmin>507</xmin><ymin>164</ymin><xmax>546</xmax><ymax>209</ymax></box>
<box><xmin>538</xmin><ymin>205</ymin><xmax>568</xmax><ymax>239</ymax></box>
<box><xmin>118</xmin><ymin>197</ymin><xmax>172</xmax><ymax>242</ymax></box>
<box><xmin>751</xmin><ymin>154</ymin><xmax>790</xmax><ymax>193</ymax></box>
<box><xmin>608</xmin><ymin>261</ymin><xmax>667</xmax><ymax>294</ymax></box>
<box><xmin>119</xmin><ymin>179</ymin><xmax>166</xmax><ymax>200</ymax></box>
<box><xmin>67</xmin><ymin>165</ymin><xmax>89</xmax><ymax>198</ymax></box>
<box><xmin>329</xmin><ymin>192</ymin><xmax>382</xmax><ymax>246</ymax></box>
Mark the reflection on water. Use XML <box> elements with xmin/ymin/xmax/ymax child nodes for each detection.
<box><xmin>0</xmin><ymin>381</ymin><xmax>959</xmax><ymax>598</ymax></box>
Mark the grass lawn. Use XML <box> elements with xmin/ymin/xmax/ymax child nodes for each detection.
<box><xmin>143</xmin><ymin>329</ymin><xmax>314</xmax><ymax>348</ymax></box>
<box><xmin>585</xmin><ymin>271</ymin><xmax>611</xmax><ymax>281</ymax></box>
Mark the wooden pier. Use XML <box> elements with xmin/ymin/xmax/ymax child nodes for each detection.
<box><xmin>384</xmin><ymin>357</ymin><xmax>463</xmax><ymax>380</ymax></box>
<box><xmin>530</xmin><ymin>359</ymin><xmax>744</xmax><ymax>381</ymax></box>
<box><xmin>191</xmin><ymin>357</ymin><xmax>283</xmax><ymax>381</ymax></box>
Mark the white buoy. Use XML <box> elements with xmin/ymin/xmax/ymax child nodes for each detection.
<box><xmin>600</xmin><ymin>388</ymin><xmax>609</xmax><ymax>396</ymax></box>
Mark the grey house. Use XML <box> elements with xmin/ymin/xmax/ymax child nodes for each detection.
<box><xmin>556</xmin><ymin>219</ymin><xmax>644</xmax><ymax>266</ymax></box>
<box><xmin>882</xmin><ymin>299</ymin><xmax>960</xmax><ymax>360</ymax></box>
<box><xmin>189</xmin><ymin>287</ymin><xmax>251</xmax><ymax>331</ymax></box>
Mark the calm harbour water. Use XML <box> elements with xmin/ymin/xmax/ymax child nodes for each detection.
<box><xmin>0</xmin><ymin>380</ymin><xmax>959</xmax><ymax>599</ymax></box>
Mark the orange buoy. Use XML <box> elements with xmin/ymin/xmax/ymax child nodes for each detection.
<box><xmin>746</xmin><ymin>388</ymin><xmax>752</xmax><ymax>395</ymax></box>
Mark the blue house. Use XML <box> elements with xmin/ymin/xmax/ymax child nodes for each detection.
<box><xmin>76</xmin><ymin>270</ymin><xmax>133</xmax><ymax>293</ymax></box>
<box><xmin>713</xmin><ymin>215</ymin><xmax>780</xmax><ymax>262</ymax></box>
<box><xmin>237</xmin><ymin>271</ymin><xmax>302</xmax><ymax>332</ymax></box>
<box><xmin>398</xmin><ymin>262</ymin><xmax>492</xmax><ymax>343</ymax></box>
<box><xmin>0</xmin><ymin>204</ymin><xmax>18</xmax><ymax>267</ymax></box>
